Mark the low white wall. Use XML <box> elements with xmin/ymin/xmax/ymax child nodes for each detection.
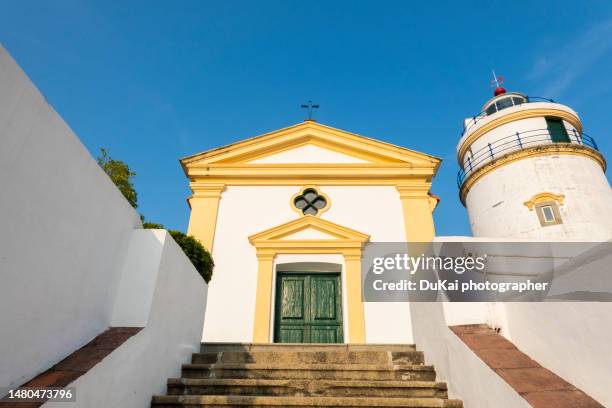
<box><xmin>410</xmin><ymin>303</ymin><xmax>532</xmax><ymax>408</ymax></box>
<box><xmin>432</xmin><ymin>236</ymin><xmax>612</xmax><ymax>406</ymax></box>
<box><xmin>500</xmin><ymin>243</ymin><xmax>612</xmax><ymax>407</ymax></box>
<box><xmin>51</xmin><ymin>230</ymin><xmax>207</xmax><ymax>408</ymax></box>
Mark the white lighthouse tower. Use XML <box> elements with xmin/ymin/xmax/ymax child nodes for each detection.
<box><xmin>457</xmin><ymin>75</ymin><xmax>612</xmax><ymax>239</ymax></box>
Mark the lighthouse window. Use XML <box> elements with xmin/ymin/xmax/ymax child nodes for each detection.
<box><xmin>546</xmin><ymin>117</ymin><xmax>571</xmax><ymax>143</ymax></box>
<box><xmin>485</xmin><ymin>95</ymin><xmax>527</xmax><ymax>116</ymax></box>
<box><xmin>541</xmin><ymin>206</ymin><xmax>555</xmax><ymax>222</ymax></box>
<box><xmin>534</xmin><ymin>201</ymin><xmax>563</xmax><ymax>226</ymax></box>
<box><xmin>495</xmin><ymin>97</ymin><xmax>513</xmax><ymax>111</ymax></box>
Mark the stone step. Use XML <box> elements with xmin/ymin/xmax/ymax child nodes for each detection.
<box><xmin>200</xmin><ymin>343</ymin><xmax>417</xmax><ymax>353</ymax></box>
<box><xmin>151</xmin><ymin>395</ymin><xmax>463</xmax><ymax>407</ymax></box>
<box><xmin>167</xmin><ymin>378</ymin><xmax>449</xmax><ymax>398</ymax></box>
<box><xmin>192</xmin><ymin>350</ymin><xmax>424</xmax><ymax>365</ymax></box>
<box><xmin>181</xmin><ymin>363</ymin><xmax>436</xmax><ymax>381</ymax></box>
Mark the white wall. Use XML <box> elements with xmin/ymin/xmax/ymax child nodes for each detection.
<box><xmin>51</xmin><ymin>230</ymin><xmax>207</xmax><ymax>408</ymax></box>
<box><xmin>249</xmin><ymin>144</ymin><xmax>370</xmax><ymax>164</ymax></box>
<box><xmin>0</xmin><ymin>46</ymin><xmax>207</xmax><ymax>407</ymax></box>
<box><xmin>410</xmin><ymin>302</ymin><xmax>532</xmax><ymax>408</ymax></box>
<box><xmin>499</xmin><ymin>243</ymin><xmax>612</xmax><ymax>407</ymax></box>
<box><xmin>205</xmin><ymin>185</ymin><xmax>413</xmax><ymax>343</ymax></box>
<box><xmin>0</xmin><ymin>45</ymin><xmax>140</xmax><ymax>388</ymax></box>
<box><xmin>465</xmin><ymin>155</ymin><xmax>612</xmax><ymax>239</ymax></box>
<box><xmin>432</xmin><ymin>236</ymin><xmax>612</xmax><ymax>406</ymax></box>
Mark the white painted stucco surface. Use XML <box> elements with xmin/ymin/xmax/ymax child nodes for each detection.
<box><xmin>410</xmin><ymin>302</ymin><xmax>532</xmax><ymax>408</ymax></box>
<box><xmin>50</xmin><ymin>230</ymin><xmax>207</xmax><ymax>408</ymax></box>
<box><xmin>502</xmin><ymin>302</ymin><xmax>612</xmax><ymax>407</ymax></box>
<box><xmin>432</xmin><ymin>236</ymin><xmax>612</xmax><ymax>406</ymax></box>
<box><xmin>465</xmin><ymin>154</ymin><xmax>612</xmax><ymax>239</ymax></box>
<box><xmin>205</xmin><ymin>185</ymin><xmax>413</xmax><ymax>343</ymax></box>
<box><xmin>498</xmin><ymin>243</ymin><xmax>612</xmax><ymax>407</ymax></box>
<box><xmin>0</xmin><ymin>46</ymin><xmax>139</xmax><ymax>387</ymax></box>
<box><xmin>248</xmin><ymin>144</ymin><xmax>370</xmax><ymax>163</ymax></box>
<box><xmin>0</xmin><ymin>46</ymin><xmax>207</xmax><ymax>407</ymax></box>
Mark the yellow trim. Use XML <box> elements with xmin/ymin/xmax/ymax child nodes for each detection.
<box><xmin>397</xmin><ymin>183</ymin><xmax>436</xmax><ymax>242</ymax></box>
<box><xmin>252</xmin><ymin>253</ymin><xmax>275</xmax><ymax>344</ymax></box>
<box><xmin>457</xmin><ymin>108</ymin><xmax>582</xmax><ymax>165</ymax></box>
<box><xmin>185</xmin><ymin>164</ymin><xmax>437</xmax><ymax>180</ymax></box>
<box><xmin>460</xmin><ymin>145</ymin><xmax>605</xmax><ymax>205</ymax></box>
<box><xmin>182</xmin><ymin>121</ymin><xmax>440</xmax><ymax>168</ymax></box>
<box><xmin>182</xmin><ymin>176</ymin><xmax>436</xmax><ymax>186</ymax></box>
<box><xmin>181</xmin><ymin>122</ymin><xmax>439</xmax><ymax>186</ymax></box>
<box><xmin>524</xmin><ymin>192</ymin><xmax>565</xmax><ymax>210</ymax></box>
<box><xmin>290</xmin><ymin>186</ymin><xmax>331</xmax><ymax>217</ymax></box>
<box><xmin>248</xmin><ymin>216</ymin><xmax>370</xmax><ymax>343</ymax></box>
<box><xmin>344</xmin><ymin>254</ymin><xmax>366</xmax><ymax>343</ymax></box>
<box><xmin>428</xmin><ymin>195</ymin><xmax>440</xmax><ymax>212</ymax></box>
<box><xmin>186</xmin><ymin>183</ymin><xmax>225</xmax><ymax>251</ymax></box>
<box><xmin>240</xmin><ymin>137</ymin><xmax>398</xmax><ymax>165</ymax></box>
<box><xmin>182</xmin><ymin>122</ymin><xmax>439</xmax><ymax>251</ymax></box>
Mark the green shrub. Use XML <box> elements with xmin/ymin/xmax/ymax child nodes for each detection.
<box><xmin>142</xmin><ymin>222</ymin><xmax>165</xmax><ymax>229</ymax></box>
<box><xmin>168</xmin><ymin>230</ymin><xmax>214</xmax><ymax>283</ymax></box>
<box><xmin>143</xmin><ymin>223</ymin><xmax>214</xmax><ymax>283</ymax></box>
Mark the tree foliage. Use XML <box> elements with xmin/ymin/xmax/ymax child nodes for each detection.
<box><xmin>97</xmin><ymin>148</ymin><xmax>138</xmax><ymax>208</ymax></box>
<box><xmin>98</xmin><ymin>148</ymin><xmax>214</xmax><ymax>283</ymax></box>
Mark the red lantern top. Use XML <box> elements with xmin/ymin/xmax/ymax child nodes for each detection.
<box><xmin>494</xmin><ymin>86</ymin><xmax>507</xmax><ymax>96</ymax></box>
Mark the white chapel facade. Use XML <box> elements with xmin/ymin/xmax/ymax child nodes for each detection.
<box><xmin>181</xmin><ymin>120</ymin><xmax>440</xmax><ymax>344</ymax></box>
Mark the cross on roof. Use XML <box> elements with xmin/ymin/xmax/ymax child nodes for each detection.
<box><xmin>300</xmin><ymin>100</ymin><xmax>319</xmax><ymax>120</ymax></box>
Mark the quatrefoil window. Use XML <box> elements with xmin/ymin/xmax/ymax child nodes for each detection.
<box><xmin>293</xmin><ymin>188</ymin><xmax>328</xmax><ymax>216</ymax></box>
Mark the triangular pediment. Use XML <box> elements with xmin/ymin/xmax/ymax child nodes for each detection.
<box><xmin>181</xmin><ymin>121</ymin><xmax>439</xmax><ymax>168</ymax></box>
<box><xmin>248</xmin><ymin>216</ymin><xmax>370</xmax><ymax>245</ymax></box>
<box><xmin>247</xmin><ymin>143</ymin><xmax>372</xmax><ymax>164</ymax></box>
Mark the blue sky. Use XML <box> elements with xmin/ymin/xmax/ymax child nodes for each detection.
<box><xmin>2</xmin><ymin>1</ymin><xmax>612</xmax><ymax>236</ymax></box>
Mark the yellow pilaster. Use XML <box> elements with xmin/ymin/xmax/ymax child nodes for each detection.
<box><xmin>186</xmin><ymin>183</ymin><xmax>225</xmax><ymax>251</ymax></box>
<box><xmin>252</xmin><ymin>252</ymin><xmax>275</xmax><ymax>343</ymax></box>
<box><xmin>397</xmin><ymin>183</ymin><xmax>436</xmax><ymax>242</ymax></box>
<box><xmin>344</xmin><ymin>253</ymin><xmax>366</xmax><ymax>343</ymax></box>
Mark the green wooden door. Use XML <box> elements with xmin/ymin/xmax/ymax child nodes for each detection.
<box><xmin>546</xmin><ymin>117</ymin><xmax>571</xmax><ymax>143</ymax></box>
<box><xmin>274</xmin><ymin>273</ymin><xmax>343</xmax><ymax>343</ymax></box>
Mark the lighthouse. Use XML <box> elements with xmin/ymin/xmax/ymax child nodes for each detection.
<box><xmin>457</xmin><ymin>75</ymin><xmax>612</xmax><ymax>239</ymax></box>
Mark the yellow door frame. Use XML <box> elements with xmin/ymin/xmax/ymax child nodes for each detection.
<box><xmin>248</xmin><ymin>216</ymin><xmax>370</xmax><ymax>344</ymax></box>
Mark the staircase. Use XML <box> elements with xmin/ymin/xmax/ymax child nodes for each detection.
<box><xmin>152</xmin><ymin>343</ymin><xmax>462</xmax><ymax>407</ymax></box>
